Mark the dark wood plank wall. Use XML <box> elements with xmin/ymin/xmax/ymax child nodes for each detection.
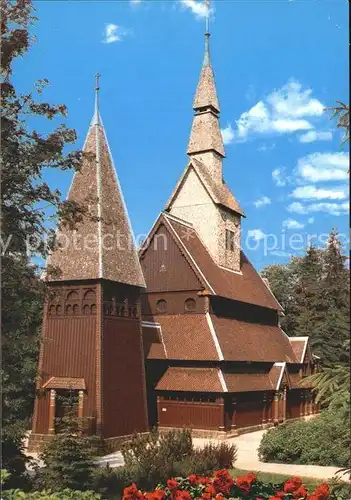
<box><xmin>102</xmin><ymin>316</ymin><xmax>148</xmax><ymax>437</ymax></box>
<box><xmin>157</xmin><ymin>398</ymin><xmax>222</xmax><ymax>430</ymax></box>
<box><xmin>34</xmin><ymin>314</ymin><xmax>97</xmax><ymax>433</ymax></box>
<box><xmin>140</xmin><ymin>224</ymin><xmax>203</xmax><ymax>293</ymax></box>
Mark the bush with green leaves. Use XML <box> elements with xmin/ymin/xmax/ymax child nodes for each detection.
<box><xmin>258</xmin><ymin>410</ymin><xmax>351</xmax><ymax>468</ymax></box>
<box><xmin>119</xmin><ymin>429</ymin><xmax>237</xmax><ymax>490</ymax></box>
<box><xmin>1</xmin><ymin>490</ymin><xmax>101</xmax><ymax>499</ymax></box>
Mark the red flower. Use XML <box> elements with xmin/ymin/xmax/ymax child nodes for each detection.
<box><xmin>270</xmin><ymin>497</ymin><xmax>285</xmax><ymax>500</ymax></box>
<box><xmin>174</xmin><ymin>491</ymin><xmax>191</xmax><ymax>500</ymax></box>
<box><xmin>167</xmin><ymin>479</ymin><xmax>178</xmax><ymax>490</ymax></box>
<box><xmin>187</xmin><ymin>474</ymin><xmax>198</xmax><ymax>485</ymax></box>
<box><xmin>123</xmin><ymin>483</ymin><xmax>144</xmax><ymax>500</ymax></box>
<box><xmin>204</xmin><ymin>485</ymin><xmax>217</xmax><ymax>497</ymax></box>
<box><xmin>293</xmin><ymin>486</ymin><xmax>308</xmax><ymax>499</ymax></box>
<box><xmin>201</xmin><ymin>494</ymin><xmax>212</xmax><ymax>500</ymax></box>
<box><xmin>275</xmin><ymin>492</ymin><xmax>285</xmax><ymax>498</ymax></box>
<box><xmin>213</xmin><ymin>470</ymin><xmax>234</xmax><ymax>495</ymax></box>
<box><xmin>145</xmin><ymin>491</ymin><xmax>166</xmax><ymax>500</ymax></box>
<box><xmin>198</xmin><ymin>476</ymin><xmax>211</xmax><ymax>485</ymax></box>
<box><xmin>246</xmin><ymin>473</ymin><xmax>257</xmax><ymax>484</ymax></box>
<box><xmin>284</xmin><ymin>477</ymin><xmax>303</xmax><ymax>494</ymax></box>
<box><xmin>315</xmin><ymin>484</ymin><xmax>330</xmax><ymax>499</ymax></box>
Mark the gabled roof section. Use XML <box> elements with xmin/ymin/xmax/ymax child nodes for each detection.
<box><xmin>269</xmin><ymin>362</ymin><xmax>291</xmax><ymax>390</ymax></box>
<box><xmin>164</xmin><ymin>159</ymin><xmax>245</xmax><ymax>217</ymax></box>
<box><xmin>289</xmin><ymin>337</ymin><xmax>309</xmax><ymax>363</ymax></box>
<box><xmin>162</xmin><ymin>214</ymin><xmax>282</xmax><ymax>311</ymax></box>
<box><xmin>47</xmin><ymin>108</ymin><xmax>145</xmax><ymax>287</ymax></box>
<box><xmin>156</xmin><ymin>367</ymin><xmax>223</xmax><ymax>392</ymax></box>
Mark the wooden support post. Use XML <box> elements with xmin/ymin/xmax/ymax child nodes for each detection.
<box><xmin>300</xmin><ymin>391</ymin><xmax>304</xmax><ymax>417</ymax></box>
<box><xmin>262</xmin><ymin>393</ymin><xmax>267</xmax><ymax>424</ymax></box>
<box><xmin>78</xmin><ymin>390</ymin><xmax>84</xmax><ymax>419</ymax></box>
<box><xmin>218</xmin><ymin>397</ymin><xmax>225</xmax><ymax>431</ymax></box>
<box><xmin>48</xmin><ymin>389</ymin><xmax>56</xmax><ymax>434</ymax></box>
<box><xmin>273</xmin><ymin>392</ymin><xmax>279</xmax><ymax>423</ymax></box>
<box><xmin>283</xmin><ymin>387</ymin><xmax>287</xmax><ymax>422</ymax></box>
<box><xmin>231</xmin><ymin>399</ymin><xmax>236</xmax><ymax>429</ymax></box>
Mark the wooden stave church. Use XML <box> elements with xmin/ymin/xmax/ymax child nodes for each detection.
<box><xmin>28</xmin><ymin>24</ymin><xmax>319</xmax><ymax>453</ymax></box>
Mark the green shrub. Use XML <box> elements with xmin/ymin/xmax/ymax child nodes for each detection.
<box><xmin>178</xmin><ymin>442</ymin><xmax>238</xmax><ymax>476</ymax></box>
<box><xmin>258</xmin><ymin>410</ymin><xmax>351</xmax><ymax>467</ymax></box>
<box><xmin>121</xmin><ymin>428</ymin><xmax>193</xmax><ymax>489</ymax></box>
<box><xmin>1</xmin><ymin>489</ymin><xmax>101</xmax><ymax>499</ymax></box>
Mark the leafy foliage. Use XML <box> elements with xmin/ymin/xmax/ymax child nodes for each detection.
<box><xmin>119</xmin><ymin>430</ymin><xmax>238</xmax><ymax>491</ymax></box>
<box><xmin>258</xmin><ymin>411</ymin><xmax>351</xmax><ymax>469</ymax></box>
<box><xmin>1</xmin><ymin>490</ymin><xmax>101</xmax><ymax>499</ymax></box>
<box><xmin>261</xmin><ymin>230</ymin><xmax>350</xmax><ymax>366</ymax></box>
<box><xmin>327</xmin><ymin>101</ymin><xmax>350</xmax><ymax>145</ymax></box>
<box><xmin>1</xmin><ymin>0</ymin><xmax>85</xmax><ymax>482</ymax></box>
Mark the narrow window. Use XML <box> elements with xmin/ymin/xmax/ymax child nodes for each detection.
<box><xmin>225</xmin><ymin>229</ymin><xmax>235</xmax><ymax>251</ymax></box>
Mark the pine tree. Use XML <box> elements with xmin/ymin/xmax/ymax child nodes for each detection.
<box><xmin>320</xmin><ymin>229</ymin><xmax>350</xmax><ymax>365</ymax></box>
<box><xmin>294</xmin><ymin>245</ymin><xmax>326</xmax><ymax>358</ymax></box>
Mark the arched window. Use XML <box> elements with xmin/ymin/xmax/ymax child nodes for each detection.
<box><xmin>66</xmin><ymin>291</ymin><xmax>79</xmax><ymax>301</ymax></box>
<box><xmin>49</xmin><ymin>305</ymin><xmax>56</xmax><ymax>316</ymax></box>
<box><xmin>66</xmin><ymin>304</ymin><xmax>72</xmax><ymax>315</ymax></box>
<box><xmin>56</xmin><ymin>305</ymin><xmax>62</xmax><ymax>315</ymax></box>
<box><xmin>73</xmin><ymin>304</ymin><xmax>79</xmax><ymax>315</ymax></box>
<box><xmin>83</xmin><ymin>304</ymin><xmax>90</xmax><ymax>315</ymax></box>
<box><xmin>91</xmin><ymin>304</ymin><xmax>96</xmax><ymax>314</ymax></box>
<box><xmin>184</xmin><ymin>298</ymin><xmax>196</xmax><ymax>312</ymax></box>
<box><xmin>156</xmin><ymin>299</ymin><xmax>167</xmax><ymax>313</ymax></box>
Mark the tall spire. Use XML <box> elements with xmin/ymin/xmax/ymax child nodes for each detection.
<box><xmin>187</xmin><ymin>0</ymin><xmax>225</xmax><ymax>181</ymax></box>
<box><xmin>47</xmin><ymin>76</ymin><xmax>145</xmax><ymax>287</ymax></box>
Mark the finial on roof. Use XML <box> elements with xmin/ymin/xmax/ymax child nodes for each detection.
<box><xmin>93</xmin><ymin>73</ymin><xmax>101</xmax><ymax>125</ymax></box>
<box><xmin>203</xmin><ymin>0</ymin><xmax>211</xmax><ymax>66</ymax></box>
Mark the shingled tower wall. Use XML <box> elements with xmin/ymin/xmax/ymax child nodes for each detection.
<box><xmin>28</xmin><ymin>85</ymin><xmax>148</xmax><ymax>452</ymax></box>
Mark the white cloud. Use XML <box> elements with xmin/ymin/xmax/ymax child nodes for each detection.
<box><xmin>254</xmin><ymin>196</ymin><xmax>271</xmax><ymax>208</ymax></box>
<box><xmin>221</xmin><ymin>125</ymin><xmax>234</xmax><ymax>145</ymax></box>
<box><xmin>103</xmin><ymin>24</ymin><xmax>129</xmax><ymax>43</ymax></box>
<box><xmin>296</xmin><ymin>152</ymin><xmax>349</xmax><ymax>182</ymax></box>
<box><xmin>247</xmin><ymin>229</ymin><xmax>266</xmax><ymax>241</ymax></box>
<box><xmin>130</xmin><ymin>0</ymin><xmax>142</xmax><ymax>4</ymax></box>
<box><xmin>227</xmin><ymin>80</ymin><xmax>325</xmax><ymax>143</ymax></box>
<box><xmin>308</xmin><ymin>217</ymin><xmax>315</xmax><ymax>224</ymax></box>
<box><xmin>287</xmin><ymin>201</ymin><xmax>349</xmax><ymax>216</ymax></box>
<box><xmin>272</xmin><ymin>167</ymin><xmax>288</xmax><ymax>187</ymax></box>
<box><xmin>291</xmin><ymin>185</ymin><xmax>348</xmax><ymax>200</ymax></box>
<box><xmin>258</xmin><ymin>143</ymin><xmax>275</xmax><ymax>152</ymax></box>
<box><xmin>266</xmin><ymin>80</ymin><xmax>324</xmax><ymax>119</ymax></box>
<box><xmin>298</xmin><ymin>130</ymin><xmax>333</xmax><ymax>143</ymax></box>
<box><xmin>283</xmin><ymin>218</ymin><xmax>305</xmax><ymax>229</ymax></box>
<box><xmin>180</xmin><ymin>0</ymin><xmax>212</xmax><ymax>19</ymax></box>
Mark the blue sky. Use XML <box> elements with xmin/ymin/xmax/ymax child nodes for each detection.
<box><xmin>16</xmin><ymin>0</ymin><xmax>349</xmax><ymax>270</ymax></box>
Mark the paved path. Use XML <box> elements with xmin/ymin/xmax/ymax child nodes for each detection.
<box><xmin>96</xmin><ymin>429</ymin><xmax>349</xmax><ymax>483</ymax></box>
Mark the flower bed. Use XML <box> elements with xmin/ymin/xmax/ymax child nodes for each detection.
<box><xmin>122</xmin><ymin>470</ymin><xmax>332</xmax><ymax>500</ymax></box>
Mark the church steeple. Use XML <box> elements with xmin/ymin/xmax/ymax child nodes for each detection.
<box><xmin>47</xmin><ymin>76</ymin><xmax>145</xmax><ymax>288</ymax></box>
<box><xmin>187</xmin><ymin>0</ymin><xmax>225</xmax><ymax>182</ymax></box>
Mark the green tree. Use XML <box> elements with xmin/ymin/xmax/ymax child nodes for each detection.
<box><xmin>319</xmin><ymin>230</ymin><xmax>350</xmax><ymax>364</ymax></box>
<box><xmin>328</xmin><ymin>101</ymin><xmax>350</xmax><ymax>145</ymax></box>
<box><xmin>34</xmin><ymin>412</ymin><xmax>99</xmax><ymax>492</ymax></box>
<box><xmin>1</xmin><ymin>0</ymin><xmax>85</xmax><ymax>481</ymax></box>
<box><xmin>261</xmin><ymin>231</ymin><xmax>349</xmax><ymax>366</ymax></box>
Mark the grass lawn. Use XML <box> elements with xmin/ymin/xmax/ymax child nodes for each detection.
<box><xmin>230</xmin><ymin>468</ymin><xmax>350</xmax><ymax>490</ymax></box>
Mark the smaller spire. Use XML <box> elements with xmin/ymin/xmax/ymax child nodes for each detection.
<box><xmin>93</xmin><ymin>73</ymin><xmax>101</xmax><ymax>125</ymax></box>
